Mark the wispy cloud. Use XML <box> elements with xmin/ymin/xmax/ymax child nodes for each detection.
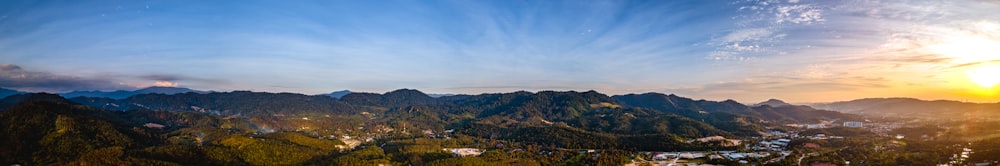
<box><xmin>774</xmin><ymin>4</ymin><xmax>824</xmax><ymax>24</ymax></box>
<box><xmin>1</xmin><ymin>0</ymin><xmax>998</xmax><ymax>102</ymax></box>
<box><xmin>0</xmin><ymin>64</ymin><xmax>130</xmax><ymax>92</ymax></box>
<box><xmin>0</xmin><ymin>64</ymin><xmax>224</xmax><ymax>92</ymax></box>
<box><xmin>710</xmin><ymin>0</ymin><xmax>825</xmax><ymax>61</ymax></box>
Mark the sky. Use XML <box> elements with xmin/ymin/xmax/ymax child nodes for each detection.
<box><xmin>1</xmin><ymin>0</ymin><xmax>999</xmax><ymax>103</ymax></box>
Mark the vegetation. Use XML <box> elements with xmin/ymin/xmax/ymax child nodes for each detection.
<box><xmin>0</xmin><ymin>90</ymin><xmax>939</xmax><ymax>165</ymax></box>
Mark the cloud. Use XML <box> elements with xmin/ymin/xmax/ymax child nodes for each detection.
<box><xmin>722</xmin><ymin>28</ymin><xmax>776</xmax><ymax>43</ymax></box>
<box><xmin>138</xmin><ymin>74</ymin><xmax>228</xmax><ymax>85</ymax></box>
<box><xmin>775</xmin><ymin>5</ymin><xmax>824</xmax><ymax>24</ymax></box>
<box><xmin>141</xmin><ymin>74</ymin><xmax>182</xmax><ymax>81</ymax></box>
<box><xmin>153</xmin><ymin>81</ymin><xmax>178</xmax><ymax>87</ymax></box>
<box><xmin>712</xmin><ymin>0</ymin><xmax>824</xmax><ymax>61</ymax></box>
<box><xmin>0</xmin><ymin>64</ymin><xmax>22</xmax><ymax>71</ymax></box>
<box><xmin>716</xmin><ymin>28</ymin><xmax>782</xmax><ymax>54</ymax></box>
<box><xmin>0</xmin><ymin>64</ymin><xmax>132</xmax><ymax>92</ymax></box>
<box><xmin>0</xmin><ymin>64</ymin><xmax>225</xmax><ymax>92</ymax></box>
<box><xmin>870</xmin><ymin>7</ymin><xmax>1000</xmax><ymax>69</ymax></box>
<box><xmin>948</xmin><ymin>60</ymin><xmax>1000</xmax><ymax>69</ymax></box>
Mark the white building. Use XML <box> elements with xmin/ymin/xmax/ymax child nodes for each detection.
<box><xmin>807</xmin><ymin>124</ymin><xmax>827</xmax><ymax>129</ymax></box>
<box><xmin>844</xmin><ymin>121</ymin><xmax>863</xmax><ymax>128</ymax></box>
<box><xmin>444</xmin><ymin>148</ymin><xmax>483</xmax><ymax>157</ymax></box>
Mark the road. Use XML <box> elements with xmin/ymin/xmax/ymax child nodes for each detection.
<box><xmin>797</xmin><ymin>153</ymin><xmax>815</xmax><ymax>166</ymax></box>
<box><xmin>766</xmin><ymin>151</ymin><xmax>791</xmax><ymax>164</ymax></box>
<box><xmin>661</xmin><ymin>157</ymin><xmax>680</xmax><ymax>166</ymax></box>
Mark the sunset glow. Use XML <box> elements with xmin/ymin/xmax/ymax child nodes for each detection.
<box><xmin>968</xmin><ymin>65</ymin><xmax>1000</xmax><ymax>88</ymax></box>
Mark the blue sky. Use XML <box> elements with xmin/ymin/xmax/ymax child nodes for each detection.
<box><xmin>2</xmin><ymin>0</ymin><xmax>999</xmax><ymax>103</ymax></box>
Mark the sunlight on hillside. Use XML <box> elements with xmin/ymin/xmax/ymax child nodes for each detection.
<box><xmin>590</xmin><ymin>102</ymin><xmax>621</xmax><ymax>109</ymax></box>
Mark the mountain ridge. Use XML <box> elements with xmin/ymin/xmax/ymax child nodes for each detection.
<box><xmin>0</xmin><ymin>88</ymin><xmax>878</xmax><ymax>165</ymax></box>
<box><xmin>754</xmin><ymin>99</ymin><xmax>792</xmax><ymax>107</ymax></box>
<box><xmin>810</xmin><ymin>97</ymin><xmax>1000</xmax><ymax>119</ymax></box>
<box><xmin>60</xmin><ymin>86</ymin><xmax>204</xmax><ymax>99</ymax></box>
<box><xmin>323</xmin><ymin>90</ymin><xmax>352</xmax><ymax>98</ymax></box>
<box><xmin>0</xmin><ymin>88</ymin><xmax>24</xmax><ymax>99</ymax></box>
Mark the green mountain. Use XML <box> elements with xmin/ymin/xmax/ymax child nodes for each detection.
<box><xmin>614</xmin><ymin>92</ymin><xmax>860</xmax><ymax>124</ymax></box>
<box><xmin>71</xmin><ymin>91</ymin><xmax>360</xmax><ymax>116</ymax></box>
<box><xmin>0</xmin><ymin>98</ymin><xmax>346</xmax><ymax>165</ymax></box>
<box><xmin>0</xmin><ymin>98</ymin><xmax>162</xmax><ymax>165</ymax></box>
<box><xmin>0</xmin><ymin>93</ymin><xmax>75</xmax><ymax>110</ymax></box>
<box><xmin>341</xmin><ymin>89</ymin><xmax>439</xmax><ymax>108</ymax></box>
<box><xmin>0</xmin><ymin>89</ymin><xmax>870</xmax><ymax>165</ymax></box>
<box><xmin>65</xmin><ymin>89</ymin><xmax>860</xmax><ymax>137</ymax></box>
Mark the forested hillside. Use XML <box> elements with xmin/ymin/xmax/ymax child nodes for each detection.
<box><xmin>1</xmin><ymin>89</ymin><xmax>863</xmax><ymax>165</ymax></box>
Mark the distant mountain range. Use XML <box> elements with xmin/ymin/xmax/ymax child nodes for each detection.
<box><xmin>754</xmin><ymin>99</ymin><xmax>793</xmax><ymax>107</ymax></box>
<box><xmin>59</xmin><ymin>86</ymin><xmax>204</xmax><ymax>99</ymax></box>
<box><xmin>810</xmin><ymin>98</ymin><xmax>1000</xmax><ymax>120</ymax></box>
<box><xmin>8</xmin><ymin>86</ymin><xmax>997</xmax><ymax>122</ymax></box>
<box><xmin>0</xmin><ymin>88</ymin><xmax>23</xmax><ymax>99</ymax></box>
<box><xmin>612</xmin><ymin>93</ymin><xmax>860</xmax><ymax>125</ymax></box>
<box><xmin>323</xmin><ymin>90</ymin><xmax>353</xmax><ymax>98</ymax></box>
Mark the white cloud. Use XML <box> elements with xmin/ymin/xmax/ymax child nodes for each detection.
<box><xmin>712</xmin><ymin>0</ymin><xmax>827</xmax><ymax>61</ymax></box>
<box><xmin>722</xmin><ymin>28</ymin><xmax>775</xmax><ymax>43</ymax></box>
<box><xmin>153</xmin><ymin>81</ymin><xmax>179</xmax><ymax>87</ymax></box>
<box><xmin>729</xmin><ymin>43</ymin><xmax>759</xmax><ymax>52</ymax></box>
<box><xmin>775</xmin><ymin>5</ymin><xmax>824</xmax><ymax>24</ymax></box>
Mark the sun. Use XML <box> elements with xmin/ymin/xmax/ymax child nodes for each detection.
<box><xmin>967</xmin><ymin>65</ymin><xmax>1000</xmax><ymax>88</ymax></box>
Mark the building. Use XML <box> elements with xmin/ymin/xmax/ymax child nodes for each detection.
<box><xmin>844</xmin><ymin>121</ymin><xmax>863</xmax><ymax>128</ymax></box>
<box><xmin>772</xmin><ymin>139</ymin><xmax>791</xmax><ymax>147</ymax></box>
<box><xmin>444</xmin><ymin>148</ymin><xmax>483</xmax><ymax>157</ymax></box>
<box><xmin>807</xmin><ymin>124</ymin><xmax>827</xmax><ymax>129</ymax></box>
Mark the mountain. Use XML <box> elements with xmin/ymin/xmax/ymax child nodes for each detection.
<box><xmin>0</xmin><ymin>100</ymin><xmax>163</xmax><ymax>165</ymax></box>
<box><xmin>71</xmin><ymin>91</ymin><xmax>359</xmax><ymax>116</ymax></box>
<box><xmin>323</xmin><ymin>90</ymin><xmax>352</xmax><ymax>98</ymax></box>
<box><xmin>0</xmin><ymin>98</ymin><xmax>346</xmax><ymax>165</ymax></box>
<box><xmin>754</xmin><ymin>99</ymin><xmax>792</xmax><ymax>107</ymax></box>
<box><xmin>427</xmin><ymin>93</ymin><xmax>456</xmax><ymax>98</ymax></box>
<box><xmin>60</xmin><ymin>86</ymin><xmax>203</xmax><ymax>99</ymax></box>
<box><xmin>0</xmin><ymin>93</ymin><xmax>75</xmax><ymax>110</ymax></box>
<box><xmin>68</xmin><ymin>89</ymin><xmax>860</xmax><ymax>136</ymax></box>
<box><xmin>613</xmin><ymin>93</ymin><xmax>860</xmax><ymax>124</ymax></box>
<box><xmin>811</xmin><ymin>98</ymin><xmax>1000</xmax><ymax>119</ymax></box>
<box><xmin>31</xmin><ymin>90</ymin><xmax>737</xmax><ymax>147</ymax></box>
<box><xmin>0</xmin><ymin>89</ymin><xmax>879</xmax><ymax>165</ymax></box>
<box><xmin>612</xmin><ymin>93</ymin><xmax>752</xmax><ymax>114</ymax></box>
<box><xmin>68</xmin><ymin>89</ymin><xmax>742</xmax><ymax>138</ymax></box>
<box><xmin>340</xmin><ymin>89</ymin><xmax>438</xmax><ymax>107</ymax></box>
<box><xmin>750</xmin><ymin>105</ymin><xmax>863</xmax><ymax>123</ymax></box>
<box><xmin>0</xmin><ymin>88</ymin><xmax>24</xmax><ymax>99</ymax></box>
